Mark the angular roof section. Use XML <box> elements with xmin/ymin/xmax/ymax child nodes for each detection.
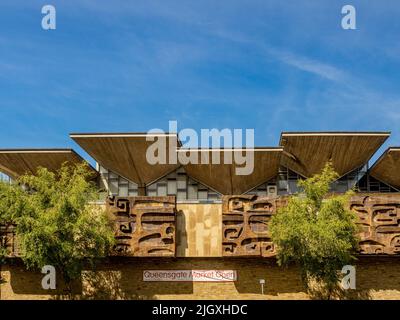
<box><xmin>279</xmin><ymin>132</ymin><xmax>390</xmax><ymax>178</ymax></box>
<box><xmin>70</xmin><ymin>133</ymin><xmax>180</xmax><ymax>186</ymax></box>
<box><xmin>370</xmin><ymin>147</ymin><xmax>400</xmax><ymax>189</ymax></box>
<box><xmin>179</xmin><ymin>148</ymin><xmax>283</xmax><ymax>195</ymax></box>
<box><xmin>0</xmin><ymin>149</ymin><xmax>92</xmax><ymax>179</ymax></box>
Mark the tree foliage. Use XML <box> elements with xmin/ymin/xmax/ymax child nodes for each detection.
<box><xmin>0</xmin><ymin>163</ymin><xmax>115</xmax><ymax>289</ymax></box>
<box><xmin>270</xmin><ymin>162</ymin><xmax>359</xmax><ymax>298</ymax></box>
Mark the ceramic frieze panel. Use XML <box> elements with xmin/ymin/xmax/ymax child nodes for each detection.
<box><xmin>222</xmin><ymin>195</ymin><xmax>287</xmax><ymax>257</ymax></box>
<box><xmin>350</xmin><ymin>195</ymin><xmax>400</xmax><ymax>255</ymax></box>
<box><xmin>0</xmin><ymin>223</ymin><xmax>20</xmax><ymax>257</ymax></box>
<box><xmin>107</xmin><ymin>196</ymin><xmax>176</xmax><ymax>257</ymax></box>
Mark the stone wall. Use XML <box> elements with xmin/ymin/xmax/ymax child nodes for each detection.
<box><xmin>1</xmin><ymin>257</ymin><xmax>400</xmax><ymax>300</ymax></box>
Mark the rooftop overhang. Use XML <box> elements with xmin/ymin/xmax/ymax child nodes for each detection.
<box><xmin>178</xmin><ymin>148</ymin><xmax>283</xmax><ymax>195</ymax></box>
<box><xmin>70</xmin><ymin>133</ymin><xmax>181</xmax><ymax>186</ymax></box>
<box><xmin>0</xmin><ymin>149</ymin><xmax>94</xmax><ymax>179</ymax></box>
<box><xmin>370</xmin><ymin>147</ymin><xmax>400</xmax><ymax>189</ymax></box>
<box><xmin>279</xmin><ymin>132</ymin><xmax>390</xmax><ymax>177</ymax></box>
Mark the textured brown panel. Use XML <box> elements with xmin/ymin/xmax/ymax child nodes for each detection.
<box><xmin>223</xmin><ymin>193</ymin><xmax>400</xmax><ymax>257</ymax></box>
<box><xmin>0</xmin><ymin>149</ymin><xmax>94</xmax><ymax>179</ymax></box>
<box><xmin>0</xmin><ymin>224</ymin><xmax>20</xmax><ymax>257</ymax></box>
<box><xmin>222</xmin><ymin>195</ymin><xmax>287</xmax><ymax>257</ymax></box>
<box><xmin>107</xmin><ymin>196</ymin><xmax>176</xmax><ymax>257</ymax></box>
<box><xmin>71</xmin><ymin>133</ymin><xmax>180</xmax><ymax>185</ymax></box>
<box><xmin>181</xmin><ymin>148</ymin><xmax>283</xmax><ymax>195</ymax></box>
<box><xmin>349</xmin><ymin>195</ymin><xmax>400</xmax><ymax>255</ymax></box>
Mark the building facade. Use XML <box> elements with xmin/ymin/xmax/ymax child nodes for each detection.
<box><xmin>1</xmin><ymin>132</ymin><xmax>400</xmax><ymax>299</ymax></box>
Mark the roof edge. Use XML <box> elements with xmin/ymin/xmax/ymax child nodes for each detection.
<box><xmin>370</xmin><ymin>147</ymin><xmax>400</xmax><ymax>172</ymax></box>
<box><xmin>70</xmin><ymin>132</ymin><xmax>178</xmax><ymax>138</ymax></box>
<box><xmin>281</xmin><ymin>131</ymin><xmax>391</xmax><ymax>136</ymax></box>
<box><xmin>279</xmin><ymin>131</ymin><xmax>391</xmax><ymax>145</ymax></box>
<box><xmin>0</xmin><ymin>148</ymin><xmax>75</xmax><ymax>153</ymax></box>
<box><xmin>177</xmin><ymin>147</ymin><xmax>283</xmax><ymax>152</ymax></box>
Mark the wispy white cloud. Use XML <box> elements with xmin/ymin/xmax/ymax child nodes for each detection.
<box><xmin>268</xmin><ymin>49</ymin><xmax>346</xmax><ymax>82</ymax></box>
<box><xmin>1</xmin><ymin>0</ymin><xmax>400</xmax><ymax>152</ymax></box>
<box><xmin>205</xmin><ymin>27</ymin><xmax>349</xmax><ymax>83</ymax></box>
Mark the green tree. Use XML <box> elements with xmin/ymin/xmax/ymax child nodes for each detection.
<box><xmin>270</xmin><ymin>162</ymin><xmax>359</xmax><ymax>299</ymax></box>
<box><xmin>0</xmin><ymin>163</ymin><xmax>115</xmax><ymax>295</ymax></box>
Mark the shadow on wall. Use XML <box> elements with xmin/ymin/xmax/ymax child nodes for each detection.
<box><xmin>2</xmin><ymin>257</ymin><xmax>400</xmax><ymax>300</ymax></box>
<box><xmin>3</xmin><ymin>257</ymin><xmax>195</xmax><ymax>300</ymax></box>
<box><xmin>80</xmin><ymin>269</ymin><xmax>151</xmax><ymax>300</ymax></box>
<box><xmin>337</xmin><ymin>256</ymin><xmax>400</xmax><ymax>300</ymax></box>
<box><xmin>226</xmin><ymin>257</ymin><xmax>399</xmax><ymax>300</ymax></box>
<box><xmin>232</xmin><ymin>258</ymin><xmax>373</xmax><ymax>300</ymax></box>
<box><xmin>231</xmin><ymin>258</ymin><xmax>305</xmax><ymax>297</ymax></box>
<box><xmin>2</xmin><ymin>259</ymin><xmax>82</xmax><ymax>298</ymax></box>
<box><xmin>79</xmin><ymin>258</ymin><xmax>194</xmax><ymax>300</ymax></box>
<box><xmin>176</xmin><ymin>210</ymin><xmax>188</xmax><ymax>257</ymax></box>
<box><xmin>308</xmin><ymin>284</ymin><xmax>372</xmax><ymax>300</ymax></box>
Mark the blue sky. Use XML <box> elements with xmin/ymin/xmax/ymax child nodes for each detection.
<box><xmin>1</xmin><ymin>1</ymin><xmax>400</xmax><ymax>163</ymax></box>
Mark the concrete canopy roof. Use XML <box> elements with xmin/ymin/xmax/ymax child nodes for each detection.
<box><xmin>279</xmin><ymin>132</ymin><xmax>390</xmax><ymax>178</ymax></box>
<box><xmin>178</xmin><ymin>148</ymin><xmax>283</xmax><ymax>195</ymax></box>
<box><xmin>70</xmin><ymin>133</ymin><xmax>180</xmax><ymax>186</ymax></box>
<box><xmin>370</xmin><ymin>147</ymin><xmax>400</xmax><ymax>189</ymax></box>
<box><xmin>0</xmin><ymin>149</ymin><xmax>92</xmax><ymax>179</ymax></box>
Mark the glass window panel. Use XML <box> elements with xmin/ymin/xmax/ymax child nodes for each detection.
<box><xmin>278</xmin><ymin>180</ymin><xmax>288</xmax><ymax>191</ymax></box>
<box><xmin>288</xmin><ymin>181</ymin><xmax>298</xmax><ymax>193</ymax></box>
<box><xmin>129</xmin><ymin>182</ymin><xmax>138</xmax><ymax>190</ymax></box>
<box><xmin>177</xmin><ymin>191</ymin><xmax>187</xmax><ymax>200</ymax></box>
<box><xmin>119</xmin><ymin>176</ymin><xmax>128</xmax><ymax>185</ymax></box>
<box><xmin>177</xmin><ymin>176</ymin><xmax>187</xmax><ymax>189</ymax></box>
<box><xmin>128</xmin><ymin>190</ymin><xmax>138</xmax><ymax>196</ymax></box>
<box><xmin>109</xmin><ymin>179</ymin><xmax>118</xmax><ymax>195</ymax></box>
<box><xmin>109</xmin><ymin>172</ymin><xmax>118</xmax><ymax>179</ymax></box>
<box><xmin>147</xmin><ymin>190</ymin><xmax>157</xmax><ymax>197</ymax></box>
<box><xmin>119</xmin><ymin>185</ymin><xmax>128</xmax><ymax>197</ymax></box>
<box><xmin>157</xmin><ymin>184</ymin><xmax>167</xmax><ymax>196</ymax></box>
<box><xmin>198</xmin><ymin>190</ymin><xmax>208</xmax><ymax>200</ymax></box>
<box><xmin>167</xmin><ymin>180</ymin><xmax>177</xmax><ymax>195</ymax></box>
<box><xmin>188</xmin><ymin>185</ymin><xmax>197</xmax><ymax>199</ymax></box>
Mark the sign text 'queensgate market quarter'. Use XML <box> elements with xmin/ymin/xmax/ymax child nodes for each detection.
<box><xmin>143</xmin><ymin>270</ymin><xmax>237</xmax><ymax>282</ymax></box>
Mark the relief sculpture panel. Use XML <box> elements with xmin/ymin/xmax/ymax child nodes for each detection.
<box><xmin>222</xmin><ymin>195</ymin><xmax>287</xmax><ymax>257</ymax></box>
<box><xmin>222</xmin><ymin>194</ymin><xmax>400</xmax><ymax>257</ymax></box>
<box><xmin>0</xmin><ymin>223</ymin><xmax>19</xmax><ymax>257</ymax></box>
<box><xmin>107</xmin><ymin>196</ymin><xmax>176</xmax><ymax>257</ymax></box>
<box><xmin>350</xmin><ymin>195</ymin><xmax>400</xmax><ymax>255</ymax></box>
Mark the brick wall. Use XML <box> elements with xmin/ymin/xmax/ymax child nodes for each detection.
<box><xmin>1</xmin><ymin>257</ymin><xmax>400</xmax><ymax>300</ymax></box>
